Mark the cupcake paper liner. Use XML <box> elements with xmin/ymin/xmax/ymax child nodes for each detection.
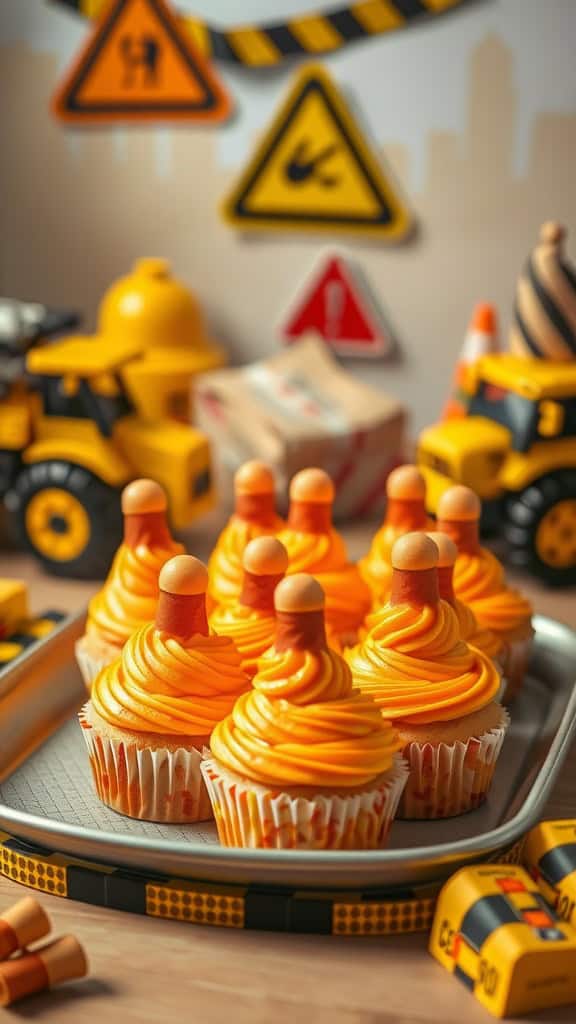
<box><xmin>399</xmin><ymin>710</ymin><xmax>509</xmax><ymax>820</ymax></box>
<box><xmin>500</xmin><ymin>634</ymin><xmax>534</xmax><ymax>704</ymax></box>
<box><xmin>200</xmin><ymin>755</ymin><xmax>408</xmax><ymax>850</ymax></box>
<box><xmin>79</xmin><ymin>705</ymin><xmax>213</xmax><ymax>823</ymax></box>
<box><xmin>75</xmin><ymin>637</ymin><xmax>120</xmax><ymax>693</ymax></box>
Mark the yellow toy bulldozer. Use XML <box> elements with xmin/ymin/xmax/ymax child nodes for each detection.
<box><xmin>418</xmin><ymin>223</ymin><xmax>576</xmax><ymax>586</ymax></box>
<box><xmin>0</xmin><ymin>317</ymin><xmax>213</xmax><ymax>577</ymax></box>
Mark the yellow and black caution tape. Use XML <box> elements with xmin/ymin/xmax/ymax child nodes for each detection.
<box><xmin>0</xmin><ymin>612</ymin><xmax>65</xmax><ymax>670</ymax></box>
<box><xmin>53</xmin><ymin>0</ymin><xmax>468</xmax><ymax>67</ymax></box>
<box><xmin>0</xmin><ymin>829</ymin><xmax>524</xmax><ymax>935</ymax></box>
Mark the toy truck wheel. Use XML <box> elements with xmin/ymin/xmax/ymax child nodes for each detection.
<box><xmin>505</xmin><ymin>470</ymin><xmax>576</xmax><ymax>586</ymax></box>
<box><xmin>6</xmin><ymin>462</ymin><xmax>123</xmax><ymax>579</ymax></box>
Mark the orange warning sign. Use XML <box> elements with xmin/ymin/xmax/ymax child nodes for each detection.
<box><xmin>52</xmin><ymin>0</ymin><xmax>231</xmax><ymax>125</ymax></box>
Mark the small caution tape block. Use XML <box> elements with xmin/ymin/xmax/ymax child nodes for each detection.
<box><xmin>0</xmin><ymin>612</ymin><xmax>65</xmax><ymax>670</ymax></box>
<box><xmin>430</xmin><ymin>863</ymin><xmax>576</xmax><ymax>1018</ymax></box>
<box><xmin>524</xmin><ymin>820</ymin><xmax>576</xmax><ymax>930</ymax></box>
<box><xmin>53</xmin><ymin>0</ymin><xmax>469</xmax><ymax>67</ymax></box>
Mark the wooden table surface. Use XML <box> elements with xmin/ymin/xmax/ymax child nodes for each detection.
<box><xmin>1</xmin><ymin>520</ymin><xmax>575</xmax><ymax>1024</ymax></box>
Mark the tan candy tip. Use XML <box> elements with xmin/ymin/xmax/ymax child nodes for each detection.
<box><xmin>234</xmin><ymin>460</ymin><xmax>275</xmax><ymax>496</ymax></box>
<box><xmin>387</xmin><ymin>464</ymin><xmax>426</xmax><ymax>501</ymax></box>
<box><xmin>122</xmin><ymin>478</ymin><xmax>167</xmax><ymax>516</ymax></box>
<box><xmin>539</xmin><ymin>221</ymin><xmax>565</xmax><ymax>247</ymax></box>
<box><xmin>392</xmin><ymin>532</ymin><xmax>438</xmax><ymax>572</ymax></box>
<box><xmin>427</xmin><ymin>531</ymin><xmax>457</xmax><ymax>568</ymax></box>
<box><xmin>289</xmin><ymin>468</ymin><xmax>334</xmax><ymax>504</ymax></box>
<box><xmin>274</xmin><ymin>574</ymin><xmax>324</xmax><ymax>613</ymax></box>
<box><xmin>159</xmin><ymin>555</ymin><xmax>208</xmax><ymax>596</ymax></box>
<box><xmin>438</xmin><ymin>485</ymin><xmax>481</xmax><ymax>523</ymax></box>
<box><xmin>41</xmin><ymin>935</ymin><xmax>88</xmax><ymax>987</ymax></box>
<box><xmin>243</xmin><ymin>537</ymin><xmax>288</xmax><ymax>576</ymax></box>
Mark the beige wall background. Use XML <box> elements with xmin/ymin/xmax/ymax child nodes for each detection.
<box><xmin>1</xmin><ymin>0</ymin><xmax>576</xmax><ymax>433</ymax></box>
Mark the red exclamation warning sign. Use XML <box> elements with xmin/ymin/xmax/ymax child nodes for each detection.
<box><xmin>279</xmin><ymin>254</ymin><xmax>391</xmax><ymax>358</ymax></box>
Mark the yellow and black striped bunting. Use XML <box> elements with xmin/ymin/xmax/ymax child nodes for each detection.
<box><xmin>52</xmin><ymin>0</ymin><xmax>469</xmax><ymax>67</ymax></box>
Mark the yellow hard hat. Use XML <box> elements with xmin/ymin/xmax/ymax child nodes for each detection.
<box><xmin>99</xmin><ymin>258</ymin><xmax>209</xmax><ymax>352</ymax></box>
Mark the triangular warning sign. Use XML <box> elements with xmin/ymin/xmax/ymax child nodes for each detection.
<box><xmin>52</xmin><ymin>0</ymin><xmax>231</xmax><ymax>125</ymax></box>
<box><xmin>280</xmin><ymin>254</ymin><xmax>392</xmax><ymax>357</ymax></box>
<box><xmin>222</xmin><ymin>64</ymin><xmax>411</xmax><ymax>240</ymax></box>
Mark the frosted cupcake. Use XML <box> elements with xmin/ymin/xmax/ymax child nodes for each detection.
<box><xmin>201</xmin><ymin>574</ymin><xmax>407</xmax><ymax>850</ymax></box>
<box><xmin>437</xmin><ymin>486</ymin><xmax>533</xmax><ymax>701</ymax></box>
<box><xmin>347</xmin><ymin>534</ymin><xmax>508</xmax><ymax>819</ymax></box>
<box><xmin>208</xmin><ymin>461</ymin><xmax>285</xmax><ymax>609</ymax></box>
<box><xmin>75</xmin><ymin>479</ymin><xmax>183</xmax><ymax>690</ymax></box>
<box><xmin>359</xmin><ymin>465</ymin><xmax>432</xmax><ymax>607</ymax></box>
<box><xmin>209</xmin><ymin>537</ymin><xmax>289</xmax><ymax>679</ymax></box>
<box><xmin>278</xmin><ymin>469</ymin><xmax>371</xmax><ymax>646</ymax></box>
<box><xmin>80</xmin><ymin>556</ymin><xmax>249</xmax><ymax>823</ymax></box>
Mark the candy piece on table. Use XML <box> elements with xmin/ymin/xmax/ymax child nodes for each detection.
<box><xmin>437</xmin><ymin>485</ymin><xmax>533</xmax><ymax>702</ymax></box>
<box><xmin>209</xmin><ymin>537</ymin><xmax>289</xmax><ymax>678</ymax></box>
<box><xmin>346</xmin><ymin>532</ymin><xmax>507</xmax><ymax>819</ymax></box>
<box><xmin>0</xmin><ymin>898</ymin><xmax>50</xmax><ymax>961</ymax></box>
<box><xmin>201</xmin><ymin>572</ymin><xmax>408</xmax><ymax>850</ymax></box>
<box><xmin>208</xmin><ymin>461</ymin><xmax>285</xmax><ymax>609</ymax></box>
<box><xmin>76</xmin><ymin>478</ymin><xmax>184</xmax><ymax>690</ymax></box>
<box><xmin>278</xmin><ymin>468</ymin><xmax>371</xmax><ymax>646</ymax></box>
<box><xmin>429</xmin><ymin>864</ymin><xmax>576</xmax><ymax>1019</ymax></box>
<box><xmin>0</xmin><ymin>935</ymin><xmax>88</xmax><ymax>1007</ymax></box>
<box><xmin>426</xmin><ymin>530</ymin><xmax>503</xmax><ymax>662</ymax></box>
<box><xmin>80</xmin><ymin>554</ymin><xmax>249</xmax><ymax>823</ymax></box>
<box><xmin>509</xmin><ymin>222</ymin><xmax>576</xmax><ymax>362</ymax></box>
<box><xmin>359</xmin><ymin>465</ymin><xmax>432</xmax><ymax>607</ymax></box>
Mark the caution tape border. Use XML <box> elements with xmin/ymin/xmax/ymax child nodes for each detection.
<box><xmin>0</xmin><ymin>830</ymin><xmax>524</xmax><ymax>935</ymax></box>
<box><xmin>52</xmin><ymin>0</ymin><xmax>468</xmax><ymax>68</ymax></box>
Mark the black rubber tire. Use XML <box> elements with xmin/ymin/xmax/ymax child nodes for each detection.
<box><xmin>6</xmin><ymin>461</ymin><xmax>123</xmax><ymax>579</ymax></box>
<box><xmin>504</xmin><ymin>470</ymin><xmax>576</xmax><ymax>587</ymax></box>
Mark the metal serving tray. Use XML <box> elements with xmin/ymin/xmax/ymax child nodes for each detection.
<box><xmin>0</xmin><ymin>612</ymin><xmax>574</xmax><ymax>890</ymax></box>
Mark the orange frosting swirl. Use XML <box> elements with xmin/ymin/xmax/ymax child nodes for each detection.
<box><xmin>87</xmin><ymin>536</ymin><xmax>183</xmax><ymax>648</ymax></box>
<box><xmin>91</xmin><ymin>622</ymin><xmax>249</xmax><ymax>736</ymax></box>
<box><xmin>209</xmin><ymin>603</ymin><xmax>276</xmax><ymax>679</ymax></box>
<box><xmin>346</xmin><ymin>600</ymin><xmax>500</xmax><ymax>726</ymax></box>
<box><xmin>452</xmin><ymin>549</ymin><xmax>532</xmax><ymax>636</ymax></box>
<box><xmin>210</xmin><ymin>645</ymin><xmax>401</xmax><ymax>787</ymax></box>
<box><xmin>277</xmin><ymin>528</ymin><xmax>371</xmax><ymax>639</ymax></box>
<box><xmin>453</xmin><ymin>599</ymin><xmax>503</xmax><ymax>660</ymax></box>
<box><xmin>208</xmin><ymin>516</ymin><xmax>284</xmax><ymax>607</ymax></box>
<box><xmin>360</xmin><ymin>519</ymin><xmax>432</xmax><ymax>604</ymax></box>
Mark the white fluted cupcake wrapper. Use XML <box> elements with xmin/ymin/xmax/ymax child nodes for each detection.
<box><xmin>200</xmin><ymin>755</ymin><xmax>408</xmax><ymax>850</ymax></box>
<box><xmin>79</xmin><ymin>705</ymin><xmax>213</xmax><ymax>823</ymax></box>
<box><xmin>399</xmin><ymin>710</ymin><xmax>509</xmax><ymax>820</ymax></box>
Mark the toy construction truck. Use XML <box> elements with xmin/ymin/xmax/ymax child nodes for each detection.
<box><xmin>418</xmin><ymin>223</ymin><xmax>576</xmax><ymax>586</ymax></box>
<box><xmin>0</xmin><ymin>292</ymin><xmax>213</xmax><ymax>577</ymax></box>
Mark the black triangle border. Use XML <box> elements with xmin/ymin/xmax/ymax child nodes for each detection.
<box><xmin>232</xmin><ymin>75</ymin><xmax>397</xmax><ymax>228</ymax></box>
<box><xmin>61</xmin><ymin>0</ymin><xmax>220</xmax><ymax>114</ymax></box>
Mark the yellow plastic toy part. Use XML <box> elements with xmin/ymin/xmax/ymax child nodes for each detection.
<box><xmin>524</xmin><ymin>820</ymin><xmax>576</xmax><ymax>930</ymax></box>
<box><xmin>430</xmin><ymin>863</ymin><xmax>576</xmax><ymax>1019</ymax></box>
<box><xmin>0</xmin><ymin>580</ymin><xmax>29</xmax><ymax>637</ymax></box>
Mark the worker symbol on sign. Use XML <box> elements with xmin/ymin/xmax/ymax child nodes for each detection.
<box><xmin>120</xmin><ymin>34</ymin><xmax>161</xmax><ymax>88</ymax></box>
<box><xmin>52</xmin><ymin>0</ymin><xmax>231</xmax><ymax>124</ymax></box>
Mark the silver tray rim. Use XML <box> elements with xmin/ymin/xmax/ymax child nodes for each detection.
<box><xmin>0</xmin><ymin>612</ymin><xmax>574</xmax><ymax>888</ymax></box>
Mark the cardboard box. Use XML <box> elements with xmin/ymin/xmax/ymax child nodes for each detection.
<box><xmin>195</xmin><ymin>336</ymin><xmax>406</xmax><ymax>520</ymax></box>
<box><xmin>524</xmin><ymin>820</ymin><xmax>576</xmax><ymax>929</ymax></box>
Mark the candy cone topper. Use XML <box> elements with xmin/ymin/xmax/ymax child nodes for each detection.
<box><xmin>274</xmin><ymin>573</ymin><xmax>326</xmax><ymax>652</ymax></box>
<box><xmin>156</xmin><ymin>554</ymin><xmax>209</xmax><ymax>638</ymax></box>
<box><xmin>385</xmin><ymin>464</ymin><xmax>429</xmax><ymax>528</ymax></box>
<box><xmin>442</xmin><ymin>303</ymin><xmax>499</xmax><ymax>420</ymax></box>
<box><xmin>427</xmin><ymin>531</ymin><xmax>458</xmax><ymax>604</ymax></box>
<box><xmin>509</xmin><ymin>221</ymin><xmax>576</xmax><ymax>362</ymax></box>
<box><xmin>233</xmin><ymin>460</ymin><xmax>278</xmax><ymax>524</ymax></box>
<box><xmin>0</xmin><ymin>898</ymin><xmax>50</xmax><ymax>961</ymax></box>
<box><xmin>0</xmin><ymin>934</ymin><xmax>88</xmax><ymax>1007</ymax></box>
<box><xmin>121</xmin><ymin>478</ymin><xmax>172</xmax><ymax>548</ymax></box>
<box><xmin>240</xmin><ymin>537</ymin><xmax>289</xmax><ymax>612</ymax></box>
<box><xmin>437</xmin><ymin>486</ymin><xmax>481</xmax><ymax>555</ymax></box>
<box><xmin>288</xmin><ymin>468</ymin><xmax>335</xmax><ymax>531</ymax></box>
<box><xmin>390</xmin><ymin>532</ymin><xmax>439</xmax><ymax>606</ymax></box>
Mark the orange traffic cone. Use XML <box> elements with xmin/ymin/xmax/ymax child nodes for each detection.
<box><xmin>442</xmin><ymin>303</ymin><xmax>499</xmax><ymax>420</ymax></box>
